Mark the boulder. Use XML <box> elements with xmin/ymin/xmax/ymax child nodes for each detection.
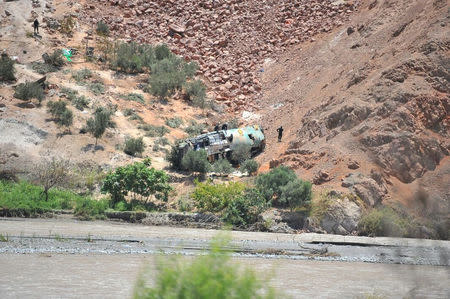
<box><xmin>341</xmin><ymin>172</ymin><xmax>387</xmax><ymax>206</ymax></box>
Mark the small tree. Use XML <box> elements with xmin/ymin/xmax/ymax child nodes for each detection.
<box><xmin>181</xmin><ymin>149</ymin><xmax>211</xmax><ymax>175</ymax></box>
<box><xmin>86</xmin><ymin>107</ymin><xmax>111</xmax><ymax>146</ymax></box>
<box><xmin>241</xmin><ymin>159</ymin><xmax>259</xmax><ymax>175</ymax></box>
<box><xmin>0</xmin><ymin>54</ymin><xmax>15</xmax><ymax>81</ymax></box>
<box><xmin>101</xmin><ymin>160</ymin><xmax>172</xmax><ymax>207</ymax></box>
<box><xmin>33</xmin><ymin>158</ymin><xmax>70</xmax><ymax>201</ymax></box>
<box><xmin>191</xmin><ymin>180</ymin><xmax>246</xmax><ymax>213</ymax></box>
<box><xmin>124</xmin><ymin>137</ymin><xmax>145</xmax><ymax>156</ymax></box>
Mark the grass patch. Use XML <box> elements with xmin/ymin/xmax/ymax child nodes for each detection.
<box><xmin>138</xmin><ymin>124</ymin><xmax>170</xmax><ymax>137</ymax></box>
<box><xmin>72</xmin><ymin>68</ymin><xmax>93</xmax><ymax>83</ymax></box>
<box><xmin>89</xmin><ymin>82</ymin><xmax>105</xmax><ymax>95</ymax></box>
<box><xmin>0</xmin><ymin>180</ymin><xmax>107</xmax><ymax>219</ymax></box>
<box><xmin>120</xmin><ymin>93</ymin><xmax>145</xmax><ymax>104</ymax></box>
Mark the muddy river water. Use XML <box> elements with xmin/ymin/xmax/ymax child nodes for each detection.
<box><xmin>0</xmin><ymin>218</ymin><xmax>449</xmax><ymax>298</ymax></box>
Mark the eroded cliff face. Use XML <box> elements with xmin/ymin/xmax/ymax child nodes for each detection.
<box><xmin>258</xmin><ymin>0</ymin><xmax>448</xmax><ymax>218</ymax></box>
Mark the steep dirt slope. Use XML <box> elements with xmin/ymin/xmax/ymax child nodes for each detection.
<box><xmin>257</xmin><ymin>0</ymin><xmax>449</xmax><ymax>211</ymax></box>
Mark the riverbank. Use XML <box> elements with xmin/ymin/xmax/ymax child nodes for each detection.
<box><xmin>1</xmin><ymin>217</ymin><xmax>448</xmax><ymax>266</ymax></box>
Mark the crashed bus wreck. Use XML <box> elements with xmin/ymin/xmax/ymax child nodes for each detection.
<box><xmin>174</xmin><ymin>125</ymin><xmax>265</xmax><ymax>164</ymax></box>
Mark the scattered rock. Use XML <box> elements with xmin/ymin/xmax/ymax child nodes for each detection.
<box><xmin>313</xmin><ymin>170</ymin><xmax>332</xmax><ymax>185</ymax></box>
<box><xmin>348</xmin><ymin>160</ymin><xmax>360</xmax><ymax>169</ymax></box>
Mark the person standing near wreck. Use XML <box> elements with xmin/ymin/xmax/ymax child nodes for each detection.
<box><xmin>33</xmin><ymin>19</ymin><xmax>39</xmax><ymax>35</ymax></box>
<box><xmin>277</xmin><ymin>126</ymin><xmax>283</xmax><ymax>142</ymax></box>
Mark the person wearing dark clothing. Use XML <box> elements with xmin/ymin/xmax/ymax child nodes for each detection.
<box><xmin>33</xmin><ymin>19</ymin><xmax>39</xmax><ymax>35</ymax></box>
<box><xmin>277</xmin><ymin>126</ymin><xmax>283</xmax><ymax>142</ymax></box>
<box><xmin>214</xmin><ymin>125</ymin><xmax>220</xmax><ymax>131</ymax></box>
<box><xmin>221</xmin><ymin>123</ymin><xmax>228</xmax><ymax>131</ymax></box>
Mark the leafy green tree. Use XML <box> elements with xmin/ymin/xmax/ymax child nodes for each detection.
<box><xmin>86</xmin><ymin>107</ymin><xmax>112</xmax><ymax>146</ymax></box>
<box><xmin>101</xmin><ymin>160</ymin><xmax>172</xmax><ymax>207</ymax></box>
<box><xmin>279</xmin><ymin>179</ymin><xmax>312</xmax><ymax>210</ymax></box>
<box><xmin>255</xmin><ymin>165</ymin><xmax>297</xmax><ymax>203</ymax></box>
<box><xmin>133</xmin><ymin>236</ymin><xmax>277</xmax><ymax>299</ymax></box>
<box><xmin>181</xmin><ymin>149</ymin><xmax>211</xmax><ymax>174</ymax></box>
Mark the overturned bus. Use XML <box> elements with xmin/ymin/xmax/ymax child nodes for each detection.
<box><xmin>175</xmin><ymin>125</ymin><xmax>265</xmax><ymax>164</ymax></box>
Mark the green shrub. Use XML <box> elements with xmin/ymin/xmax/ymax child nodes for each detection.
<box><xmin>191</xmin><ymin>180</ymin><xmax>246</xmax><ymax>213</ymax></box>
<box><xmin>148</xmin><ymin>56</ymin><xmax>186</xmax><ymax>99</ymax></box>
<box><xmin>96</xmin><ymin>20</ymin><xmax>109</xmax><ymax>36</ymax></box>
<box><xmin>184</xmin><ymin>120</ymin><xmax>206</xmax><ymax>136</ymax></box>
<box><xmin>154</xmin><ymin>44</ymin><xmax>171</xmax><ymax>61</ymax></box>
<box><xmin>165</xmin><ymin>117</ymin><xmax>184</xmax><ymax>128</ymax></box>
<box><xmin>241</xmin><ymin>159</ymin><xmax>259</xmax><ymax>175</ymax></box>
<box><xmin>153</xmin><ymin>137</ymin><xmax>170</xmax><ymax>152</ymax></box>
<box><xmin>101</xmin><ymin>160</ymin><xmax>172</xmax><ymax>207</ymax></box>
<box><xmin>181</xmin><ymin>149</ymin><xmax>211</xmax><ymax>174</ymax></box>
<box><xmin>185</xmin><ymin>80</ymin><xmax>206</xmax><ymax>107</ymax></box>
<box><xmin>0</xmin><ymin>54</ymin><xmax>15</xmax><ymax>81</ymax></box>
<box><xmin>138</xmin><ymin>124</ymin><xmax>169</xmax><ymax>137</ymax></box>
<box><xmin>72</xmin><ymin>68</ymin><xmax>93</xmax><ymax>83</ymax></box>
<box><xmin>47</xmin><ymin>100</ymin><xmax>73</xmax><ymax>129</ymax></box>
<box><xmin>177</xmin><ymin>195</ymin><xmax>193</xmax><ymax>212</ymax></box>
<box><xmin>232</xmin><ymin>144</ymin><xmax>252</xmax><ymax>164</ymax></box>
<box><xmin>111</xmin><ymin>42</ymin><xmax>155</xmax><ymax>73</ymax></box>
<box><xmin>166</xmin><ymin>141</ymin><xmax>183</xmax><ymax>170</ymax></box>
<box><xmin>279</xmin><ymin>179</ymin><xmax>312</xmax><ymax>210</ymax></box>
<box><xmin>74</xmin><ymin>198</ymin><xmax>109</xmax><ymax>220</ymax></box>
<box><xmin>124</xmin><ymin>137</ymin><xmax>145</xmax><ymax>156</ymax></box>
<box><xmin>255</xmin><ymin>165</ymin><xmax>297</xmax><ymax>203</ymax></box>
<box><xmin>182</xmin><ymin>61</ymin><xmax>198</xmax><ymax>79</ymax></box>
<box><xmin>358</xmin><ymin>206</ymin><xmax>414</xmax><ymax>237</ymax></box>
<box><xmin>89</xmin><ymin>82</ymin><xmax>105</xmax><ymax>95</ymax></box>
<box><xmin>120</xmin><ymin>92</ymin><xmax>145</xmax><ymax>104</ymax></box>
<box><xmin>222</xmin><ymin>189</ymin><xmax>268</xmax><ymax>227</ymax></box>
<box><xmin>212</xmin><ymin>158</ymin><xmax>233</xmax><ymax>174</ymax></box>
<box><xmin>43</xmin><ymin>50</ymin><xmax>65</xmax><ymax>68</ymax></box>
<box><xmin>72</xmin><ymin>95</ymin><xmax>90</xmax><ymax>111</ymax></box>
<box><xmin>31</xmin><ymin>62</ymin><xmax>58</xmax><ymax>74</ymax></box>
<box><xmin>60</xmin><ymin>87</ymin><xmax>78</xmax><ymax>101</ymax></box>
<box><xmin>133</xmin><ymin>237</ymin><xmax>277</xmax><ymax>299</ymax></box>
<box><xmin>14</xmin><ymin>82</ymin><xmax>44</xmax><ymax>102</ymax></box>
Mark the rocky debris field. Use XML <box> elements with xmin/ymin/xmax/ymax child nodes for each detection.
<box><xmin>81</xmin><ymin>0</ymin><xmax>358</xmax><ymax>111</ymax></box>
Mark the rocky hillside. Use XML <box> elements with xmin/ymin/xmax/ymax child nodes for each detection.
<box><xmin>81</xmin><ymin>0</ymin><xmax>357</xmax><ymax>111</ymax></box>
<box><xmin>257</xmin><ymin>0</ymin><xmax>449</xmax><ymax>222</ymax></box>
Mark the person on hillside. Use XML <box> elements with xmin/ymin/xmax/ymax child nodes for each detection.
<box><xmin>33</xmin><ymin>19</ymin><xmax>39</xmax><ymax>35</ymax></box>
<box><xmin>277</xmin><ymin>126</ymin><xmax>283</xmax><ymax>142</ymax></box>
